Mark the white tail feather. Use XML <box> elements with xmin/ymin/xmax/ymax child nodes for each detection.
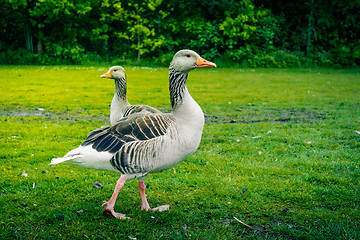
<box><xmin>50</xmin><ymin>155</ymin><xmax>82</xmax><ymax>165</ymax></box>
<box><xmin>50</xmin><ymin>145</ymin><xmax>115</xmax><ymax>172</ymax></box>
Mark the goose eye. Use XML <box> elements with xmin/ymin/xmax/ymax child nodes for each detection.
<box><xmin>113</xmin><ymin>70</ymin><xmax>117</xmax><ymax>72</ymax></box>
<box><xmin>186</xmin><ymin>54</ymin><xmax>191</xmax><ymax>58</ymax></box>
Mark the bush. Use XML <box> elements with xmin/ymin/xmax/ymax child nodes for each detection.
<box><xmin>62</xmin><ymin>46</ymin><xmax>86</xmax><ymax>64</ymax></box>
<box><xmin>329</xmin><ymin>44</ymin><xmax>359</xmax><ymax>68</ymax></box>
<box><xmin>0</xmin><ymin>44</ymin><xmax>89</xmax><ymax>65</ymax></box>
<box><xmin>0</xmin><ymin>48</ymin><xmax>39</xmax><ymax>65</ymax></box>
<box><xmin>247</xmin><ymin>50</ymin><xmax>303</xmax><ymax>68</ymax></box>
<box><xmin>309</xmin><ymin>50</ymin><xmax>333</xmax><ymax>67</ymax></box>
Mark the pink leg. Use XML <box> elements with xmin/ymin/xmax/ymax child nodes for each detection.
<box><xmin>138</xmin><ymin>181</ymin><xmax>150</xmax><ymax>210</ymax></box>
<box><xmin>138</xmin><ymin>181</ymin><xmax>170</xmax><ymax>212</ymax></box>
<box><xmin>102</xmin><ymin>177</ymin><xmax>128</xmax><ymax>219</ymax></box>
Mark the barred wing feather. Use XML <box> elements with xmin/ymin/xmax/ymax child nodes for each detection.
<box><xmin>81</xmin><ymin>113</ymin><xmax>174</xmax><ymax>154</ymax></box>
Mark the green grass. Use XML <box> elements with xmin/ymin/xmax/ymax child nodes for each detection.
<box><xmin>1</xmin><ymin>66</ymin><xmax>359</xmax><ymax>239</ymax></box>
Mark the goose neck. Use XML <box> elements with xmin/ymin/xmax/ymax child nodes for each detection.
<box><xmin>169</xmin><ymin>68</ymin><xmax>188</xmax><ymax>109</ymax></box>
<box><xmin>114</xmin><ymin>78</ymin><xmax>127</xmax><ymax>101</ymax></box>
<box><xmin>110</xmin><ymin>78</ymin><xmax>129</xmax><ymax>124</ymax></box>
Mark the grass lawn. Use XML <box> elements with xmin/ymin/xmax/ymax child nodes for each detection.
<box><xmin>0</xmin><ymin>66</ymin><xmax>359</xmax><ymax>239</ymax></box>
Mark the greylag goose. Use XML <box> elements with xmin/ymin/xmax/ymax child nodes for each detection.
<box><xmin>50</xmin><ymin>49</ymin><xmax>216</xmax><ymax>219</ymax></box>
<box><xmin>100</xmin><ymin>66</ymin><xmax>161</xmax><ymax>125</ymax></box>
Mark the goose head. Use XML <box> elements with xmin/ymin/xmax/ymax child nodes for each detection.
<box><xmin>170</xmin><ymin>49</ymin><xmax>217</xmax><ymax>73</ymax></box>
<box><xmin>100</xmin><ymin>66</ymin><xmax>126</xmax><ymax>81</ymax></box>
<box><xmin>101</xmin><ymin>66</ymin><xmax>128</xmax><ymax>103</ymax></box>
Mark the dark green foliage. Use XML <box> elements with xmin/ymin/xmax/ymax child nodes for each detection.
<box><xmin>1</xmin><ymin>0</ymin><xmax>359</xmax><ymax>66</ymax></box>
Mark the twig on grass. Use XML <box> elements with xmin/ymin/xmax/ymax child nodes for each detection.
<box><xmin>233</xmin><ymin>217</ymin><xmax>254</xmax><ymax>230</ymax></box>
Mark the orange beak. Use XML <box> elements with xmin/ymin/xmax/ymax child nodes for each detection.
<box><xmin>196</xmin><ymin>56</ymin><xmax>217</xmax><ymax>68</ymax></box>
<box><xmin>100</xmin><ymin>70</ymin><xmax>112</xmax><ymax>78</ymax></box>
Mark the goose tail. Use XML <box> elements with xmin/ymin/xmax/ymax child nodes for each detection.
<box><xmin>50</xmin><ymin>154</ymin><xmax>82</xmax><ymax>165</ymax></box>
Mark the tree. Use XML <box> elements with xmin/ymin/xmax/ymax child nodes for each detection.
<box><xmin>114</xmin><ymin>0</ymin><xmax>165</xmax><ymax>63</ymax></box>
<box><xmin>1</xmin><ymin>0</ymin><xmax>359</xmax><ymax>66</ymax></box>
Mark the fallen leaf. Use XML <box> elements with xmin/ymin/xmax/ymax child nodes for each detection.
<box><xmin>250</xmin><ymin>136</ymin><xmax>261</xmax><ymax>139</ymax></box>
<box><xmin>93</xmin><ymin>181</ymin><xmax>103</xmax><ymax>189</ymax></box>
<box><xmin>76</xmin><ymin>209</ymin><xmax>86</xmax><ymax>215</ymax></box>
<box><xmin>22</xmin><ymin>172</ymin><xmax>28</xmax><ymax>177</ymax></box>
<box><xmin>152</xmin><ymin>205</ymin><xmax>170</xmax><ymax>212</ymax></box>
<box><xmin>355</xmin><ymin>130</ymin><xmax>360</xmax><ymax>134</ymax></box>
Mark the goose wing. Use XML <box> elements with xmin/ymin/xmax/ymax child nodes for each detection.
<box><xmin>81</xmin><ymin>113</ymin><xmax>173</xmax><ymax>154</ymax></box>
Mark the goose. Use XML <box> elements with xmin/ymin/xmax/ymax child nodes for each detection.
<box><xmin>100</xmin><ymin>66</ymin><xmax>161</xmax><ymax>125</ymax></box>
<box><xmin>50</xmin><ymin>49</ymin><xmax>216</xmax><ymax>219</ymax></box>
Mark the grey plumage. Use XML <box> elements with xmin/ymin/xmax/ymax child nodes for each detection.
<box><xmin>50</xmin><ymin>49</ymin><xmax>216</xmax><ymax>218</ymax></box>
<box><xmin>101</xmin><ymin>66</ymin><xmax>161</xmax><ymax>124</ymax></box>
